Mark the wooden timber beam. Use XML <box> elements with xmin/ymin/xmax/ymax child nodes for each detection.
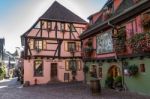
<box><xmin>53</xmin><ymin>40</ymin><xmax>63</xmax><ymax>59</ymax></box>
<box><xmin>27</xmin><ymin>36</ymin><xmax>81</xmax><ymax>41</ymax></box>
<box><xmin>40</xmin><ymin>20</ymin><xmax>42</xmax><ymax>37</ymax></box>
<box><xmin>55</xmin><ymin>21</ymin><xmax>58</xmax><ymax>39</ymax></box>
<box><xmin>27</xmin><ymin>39</ymin><xmax>32</xmax><ymax>56</ymax></box>
<box><xmin>26</xmin><ymin>55</ymin><xmax>82</xmax><ymax>59</ymax></box>
<box><xmin>24</xmin><ymin>37</ymin><xmax>28</xmax><ymax>59</ymax></box>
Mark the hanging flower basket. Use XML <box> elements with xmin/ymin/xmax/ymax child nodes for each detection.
<box><xmin>127</xmin><ymin>32</ymin><xmax>150</xmax><ymax>53</ymax></box>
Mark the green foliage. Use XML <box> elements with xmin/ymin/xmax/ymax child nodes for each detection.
<box><xmin>83</xmin><ymin>65</ymin><xmax>89</xmax><ymax>73</ymax></box>
<box><xmin>128</xmin><ymin>64</ymin><xmax>139</xmax><ymax>76</ymax></box>
<box><xmin>0</xmin><ymin>63</ymin><xmax>6</xmax><ymax>80</ymax></box>
<box><xmin>114</xmin><ymin>76</ymin><xmax>122</xmax><ymax>88</ymax></box>
<box><xmin>84</xmin><ymin>47</ymin><xmax>93</xmax><ymax>53</ymax></box>
<box><xmin>127</xmin><ymin>32</ymin><xmax>150</xmax><ymax>53</ymax></box>
<box><xmin>114</xmin><ymin>76</ymin><xmax>122</xmax><ymax>83</ymax></box>
<box><xmin>105</xmin><ymin>76</ymin><xmax>114</xmax><ymax>88</ymax></box>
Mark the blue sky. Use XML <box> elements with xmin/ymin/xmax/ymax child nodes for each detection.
<box><xmin>0</xmin><ymin>0</ymin><xmax>107</xmax><ymax>53</ymax></box>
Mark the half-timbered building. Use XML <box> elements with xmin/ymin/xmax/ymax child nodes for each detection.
<box><xmin>21</xmin><ymin>1</ymin><xmax>87</xmax><ymax>85</ymax></box>
<box><xmin>80</xmin><ymin>0</ymin><xmax>150</xmax><ymax>95</ymax></box>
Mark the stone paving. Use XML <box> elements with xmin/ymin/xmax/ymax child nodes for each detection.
<box><xmin>0</xmin><ymin>78</ymin><xmax>150</xmax><ymax>99</ymax></box>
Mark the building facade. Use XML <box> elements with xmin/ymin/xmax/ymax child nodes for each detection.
<box><xmin>80</xmin><ymin>0</ymin><xmax>150</xmax><ymax>95</ymax></box>
<box><xmin>21</xmin><ymin>1</ymin><xmax>87</xmax><ymax>85</ymax></box>
<box><xmin>0</xmin><ymin>38</ymin><xmax>5</xmax><ymax>63</ymax></box>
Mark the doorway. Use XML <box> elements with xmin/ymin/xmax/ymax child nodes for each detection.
<box><xmin>51</xmin><ymin>63</ymin><xmax>58</xmax><ymax>81</ymax></box>
<box><xmin>108</xmin><ymin>65</ymin><xmax>121</xmax><ymax>78</ymax></box>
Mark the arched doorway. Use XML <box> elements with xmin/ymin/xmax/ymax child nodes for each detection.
<box><xmin>105</xmin><ymin>65</ymin><xmax>122</xmax><ymax>89</ymax></box>
<box><xmin>108</xmin><ymin>65</ymin><xmax>121</xmax><ymax>78</ymax></box>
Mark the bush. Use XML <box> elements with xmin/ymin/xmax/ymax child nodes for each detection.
<box><xmin>105</xmin><ymin>76</ymin><xmax>114</xmax><ymax>88</ymax></box>
<box><xmin>128</xmin><ymin>65</ymin><xmax>139</xmax><ymax>76</ymax></box>
<box><xmin>114</xmin><ymin>76</ymin><xmax>122</xmax><ymax>88</ymax></box>
<box><xmin>0</xmin><ymin>65</ymin><xmax>6</xmax><ymax>80</ymax></box>
<box><xmin>83</xmin><ymin>66</ymin><xmax>89</xmax><ymax>73</ymax></box>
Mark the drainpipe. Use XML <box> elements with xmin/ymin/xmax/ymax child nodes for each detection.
<box><xmin>107</xmin><ymin>21</ymin><xmax>126</xmax><ymax>91</ymax></box>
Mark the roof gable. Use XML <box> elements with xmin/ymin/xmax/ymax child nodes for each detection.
<box><xmin>40</xmin><ymin>1</ymin><xmax>87</xmax><ymax>24</ymax></box>
<box><xmin>115</xmin><ymin>0</ymin><xmax>135</xmax><ymax>14</ymax></box>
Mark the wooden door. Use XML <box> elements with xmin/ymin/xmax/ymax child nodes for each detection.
<box><xmin>51</xmin><ymin>63</ymin><xmax>57</xmax><ymax>80</ymax></box>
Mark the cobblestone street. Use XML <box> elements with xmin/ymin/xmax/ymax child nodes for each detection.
<box><xmin>0</xmin><ymin>78</ymin><xmax>150</xmax><ymax>99</ymax></box>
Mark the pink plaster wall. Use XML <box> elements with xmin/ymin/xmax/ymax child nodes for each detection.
<box><xmin>125</xmin><ymin>15</ymin><xmax>143</xmax><ymax>54</ymax></box>
<box><xmin>24</xmin><ymin>59</ymin><xmax>84</xmax><ymax>85</ymax></box>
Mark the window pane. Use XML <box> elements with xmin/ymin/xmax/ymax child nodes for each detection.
<box><xmin>68</xmin><ymin>42</ymin><xmax>76</xmax><ymax>51</ymax></box>
<box><xmin>34</xmin><ymin>60</ymin><xmax>43</xmax><ymax>76</ymax></box>
<box><xmin>35</xmin><ymin>40</ymin><xmax>43</xmax><ymax>50</ymax></box>
<box><xmin>69</xmin><ymin>60</ymin><xmax>77</xmax><ymax>70</ymax></box>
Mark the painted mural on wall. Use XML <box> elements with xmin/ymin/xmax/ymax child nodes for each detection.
<box><xmin>96</xmin><ymin>30</ymin><xmax>113</xmax><ymax>54</ymax></box>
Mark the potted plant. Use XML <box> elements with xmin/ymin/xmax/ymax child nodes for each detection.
<box><xmin>105</xmin><ymin>76</ymin><xmax>114</xmax><ymax>89</ymax></box>
<box><xmin>84</xmin><ymin>38</ymin><xmax>94</xmax><ymax>57</ymax></box>
<box><xmin>114</xmin><ymin>76</ymin><xmax>123</xmax><ymax>90</ymax></box>
<box><xmin>128</xmin><ymin>64</ymin><xmax>139</xmax><ymax>76</ymax></box>
<box><xmin>128</xmin><ymin>32</ymin><xmax>150</xmax><ymax>53</ymax></box>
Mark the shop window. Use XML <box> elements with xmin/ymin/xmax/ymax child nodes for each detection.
<box><xmin>140</xmin><ymin>64</ymin><xmax>145</xmax><ymax>72</ymax></box>
<box><xmin>34</xmin><ymin>60</ymin><xmax>43</xmax><ymax>76</ymax></box>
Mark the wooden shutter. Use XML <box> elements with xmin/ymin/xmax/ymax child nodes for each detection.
<box><xmin>76</xmin><ymin>42</ymin><xmax>80</xmax><ymax>51</ymax></box>
<box><xmin>43</xmin><ymin>40</ymin><xmax>47</xmax><ymax>50</ymax></box>
<box><xmin>77</xmin><ymin>60</ymin><xmax>81</xmax><ymax>71</ymax></box>
<box><xmin>65</xmin><ymin>60</ymin><xmax>69</xmax><ymax>71</ymax></box>
<box><xmin>64</xmin><ymin>42</ymin><xmax>68</xmax><ymax>51</ymax></box>
<box><xmin>29</xmin><ymin>39</ymin><xmax>34</xmax><ymax>49</ymax></box>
